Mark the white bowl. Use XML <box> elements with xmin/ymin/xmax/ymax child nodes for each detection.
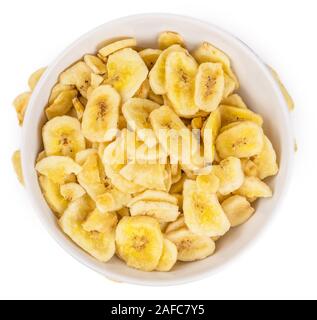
<box><xmin>21</xmin><ymin>13</ymin><xmax>294</xmax><ymax>286</ymax></box>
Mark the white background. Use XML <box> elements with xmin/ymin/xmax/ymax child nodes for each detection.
<box><xmin>0</xmin><ymin>0</ymin><xmax>315</xmax><ymax>300</ymax></box>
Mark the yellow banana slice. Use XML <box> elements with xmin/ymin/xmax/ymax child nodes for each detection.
<box><xmin>252</xmin><ymin>136</ymin><xmax>279</xmax><ymax>179</ymax></box>
<box><xmin>219</xmin><ymin>121</ymin><xmax>241</xmax><ymax>134</ymax></box>
<box><xmin>192</xmin><ymin>41</ymin><xmax>239</xmax><ymax>88</ymax></box>
<box><xmin>221</xmin><ymin>195</ymin><xmax>255</xmax><ymax>227</ymax></box>
<box><xmin>120</xmin><ymin>162</ymin><xmax>170</xmax><ymax>191</ymax></box>
<box><xmin>60</xmin><ymin>182</ymin><xmax>86</xmax><ymax>201</ymax></box>
<box><xmin>48</xmin><ymin>83</ymin><xmax>75</xmax><ymax>104</ymax></box>
<box><xmin>222</xmin><ymin>94</ymin><xmax>248</xmax><ymax>109</ymax></box>
<box><xmin>59</xmin><ymin>195</ymin><xmax>116</xmax><ymax>262</ymax></box>
<box><xmin>81</xmin><ymin>85</ymin><xmax>120</xmax><ymax>142</ymax></box>
<box><xmin>115</xmin><ymin>216</ymin><xmax>163</xmax><ymax>271</ymax></box>
<box><xmin>42</xmin><ymin>116</ymin><xmax>86</xmax><ymax>158</ymax></box>
<box><xmin>84</xmin><ymin>55</ymin><xmax>107</xmax><ymax>74</ymax></box>
<box><xmin>98</xmin><ymin>38</ymin><xmax>137</xmax><ymax>57</ymax></box>
<box><xmin>241</xmin><ymin>158</ymin><xmax>258</xmax><ymax>177</ymax></box>
<box><xmin>165</xmin><ymin>215</ymin><xmax>185</xmax><ymax>234</ymax></box>
<box><xmin>166</xmin><ymin>227</ymin><xmax>216</xmax><ymax>262</ymax></box>
<box><xmin>13</xmin><ymin>92</ymin><xmax>31</xmax><ymax>125</ymax></box>
<box><xmin>196</xmin><ymin>172</ymin><xmax>219</xmax><ymax>194</ymax></box>
<box><xmin>60</xmin><ymin>61</ymin><xmax>92</xmax><ymax>98</ymax></box>
<box><xmin>36</xmin><ymin>156</ymin><xmax>82</xmax><ymax>184</ymax></box>
<box><xmin>219</xmin><ymin>105</ymin><xmax>263</xmax><ymax>126</ymax></box>
<box><xmin>72</xmin><ymin>97</ymin><xmax>85</xmax><ymax>121</ymax></box>
<box><xmin>165</xmin><ymin>51</ymin><xmax>199</xmax><ymax>117</ymax></box>
<box><xmin>82</xmin><ymin>209</ymin><xmax>118</xmax><ymax>233</ymax></box>
<box><xmin>139</xmin><ymin>48</ymin><xmax>162</xmax><ymax>69</ymax></box>
<box><xmin>149</xmin><ymin>44</ymin><xmax>186</xmax><ymax>95</ymax></box>
<box><xmin>183</xmin><ymin>180</ymin><xmax>230</xmax><ymax>237</ymax></box>
<box><xmin>216</xmin><ymin>121</ymin><xmax>264</xmax><ymax>159</ymax></box>
<box><xmin>129</xmin><ymin>201</ymin><xmax>179</xmax><ymax>222</ymax></box>
<box><xmin>106</xmin><ymin>48</ymin><xmax>148</xmax><ymax>102</ymax></box>
<box><xmin>158</xmin><ymin>31</ymin><xmax>185</xmax><ymax>50</ymax></box>
<box><xmin>156</xmin><ymin>238</ymin><xmax>178</xmax><ymax>271</ymax></box>
<box><xmin>223</xmin><ymin>73</ymin><xmax>236</xmax><ymax>98</ymax></box>
<box><xmin>133</xmin><ymin>79</ymin><xmax>150</xmax><ymax>99</ymax></box>
<box><xmin>128</xmin><ymin>190</ymin><xmax>178</xmax><ymax>207</ymax></box>
<box><xmin>45</xmin><ymin>89</ymin><xmax>78</xmax><ymax>120</ymax></box>
<box><xmin>235</xmin><ymin>176</ymin><xmax>272</xmax><ymax>198</ymax></box>
<box><xmin>122</xmin><ymin>98</ymin><xmax>160</xmax><ymax>147</ymax></box>
<box><xmin>195</xmin><ymin>62</ymin><xmax>224</xmax><ymax>112</ymax></box>
<box><xmin>28</xmin><ymin>67</ymin><xmax>46</xmax><ymax>90</ymax></box>
<box><xmin>12</xmin><ymin>150</ymin><xmax>24</xmax><ymax>185</ymax></box>
<box><xmin>90</xmin><ymin>73</ymin><xmax>104</xmax><ymax>89</ymax></box>
<box><xmin>213</xmin><ymin>157</ymin><xmax>244</xmax><ymax>195</ymax></box>
<box><xmin>39</xmin><ymin>175</ymin><xmax>68</xmax><ymax>217</ymax></box>
<box><xmin>75</xmin><ymin>148</ymin><xmax>97</xmax><ymax>165</ymax></box>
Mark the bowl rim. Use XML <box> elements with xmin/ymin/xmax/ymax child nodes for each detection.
<box><xmin>21</xmin><ymin>13</ymin><xmax>295</xmax><ymax>286</ymax></box>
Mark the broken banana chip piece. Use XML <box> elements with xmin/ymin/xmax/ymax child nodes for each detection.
<box><xmin>183</xmin><ymin>180</ymin><xmax>230</xmax><ymax>237</ymax></box>
<box><xmin>166</xmin><ymin>227</ymin><xmax>216</xmax><ymax>262</ymax></box>
<box><xmin>12</xmin><ymin>150</ymin><xmax>24</xmax><ymax>185</ymax></box>
<box><xmin>29</xmin><ymin>32</ymin><xmax>280</xmax><ymax>272</ymax></box>
<box><xmin>116</xmin><ymin>216</ymin><xmax>163</xmax><ymax>271</ymax></box>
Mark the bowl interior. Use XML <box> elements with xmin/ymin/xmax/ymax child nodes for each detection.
<box><xmin>21</xmin><ymin>14</ymin><xmax>293</xmax><ymax>286</ymax></box>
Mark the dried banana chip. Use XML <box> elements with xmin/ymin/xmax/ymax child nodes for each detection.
<box><xmin>12</xmin><ymin>150</ymin><xmax>24</xmax><ymax>185</ymax></box>
<box><xmin>84</xmin><ymin>55</ymin><xmax>107</xmax><ymax>74</ymax></box>
<box><xmin>13</xmin><ymin>92</ymin><xmax>31</xmax><ymax>125</ymax></box>
<box><xmin>98</xmin><ymin>38</ymin><xmax>137</xmax><ymax>57</ymax></box>
<box><xmin>28</xmin><ymin>67</ymin><xmax>46</xmax><ymax>91</ymax></box>
<box><xmin>158</xmin><ymin>31</ymin><xmax>185</xmax><ymax>50</ymax></box>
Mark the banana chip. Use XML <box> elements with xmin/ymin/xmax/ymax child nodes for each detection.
<box><xmin>98</xmin><ymin>38</ymin><xmax>137</xmax><ymax>57</ymax></box>
<box><xmin>12</xmin><ymin>150</ymin><xmax>24</xmax><ymax>185</ymax></box>
<box><xmin>28</xmin><ymin>67</ymin><xmax>46</xmax><ymax>91</ymax></box>
<box><xmin>158</xmin><ymin>31</ymin><xmax>185</xmax><ymax>50</ymax></box>
<box><xmin>84</xmin><ymin>55</ymin><xmax>107</xmax><ymax>74</ymax></box>
<box><xmin>139</xmin><ymin>49</ymin><xmax>162</xmax><ymax>69</ymax></box>
<box><xmin>156</xmin><ymin>238</ymin><xmax>178</xmax><ymax>271</ymax></box>
<box><xmin>13</xmin><ymin>92</ymin><xmax>31</xmax><ymax>125</ymax></box>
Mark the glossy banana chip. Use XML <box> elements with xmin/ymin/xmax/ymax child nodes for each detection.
<box><xmin>12</xmin><ymin>150</ymin><xmax>24</xmax><ymax>185</ymax></box>
<box><xmin>222</xmin><ymin>94</ymin><xmax>248</xmax><ymax>109</ymax></box>
<box><xmin>219</xmin><ymin>105</ymin><xmax>263</xmax><ymax>126</ymax></box>
<box><xmin>139</xmin><ymin>48</ymin><xmax>162</xmax><ymax>69</ymax></box>
<box><xmin>106</xmin><ymin>48</ymin><xmax>148</xmax><ymax>102</ymax></box>
<box><xmin>158</xmin><ymin>31</ymin><xmax>185</xmax><ymax>50</ymax></box>
<box><xmin>13</xmin><ymin>92</ymin><xmax>31</xmax><ymax>125</ymax></box>
<box><xmin>98</xmin><ymin>38</ymin><xmax>137</xmax><ymax>57</ymax></box>
<box><xmin>235</xmin><ymin>176</ymin><xmax>272</xmax><ymax>198</ymax></box>
<box><xmin>28</xmin><ymin>67</ymin><xmax>46</xmax><ymax>91</ymax></box>
<box><xmin>60</xmin><ymin>182</ymin><xmax>86</xmax><ymax>201</ymax></box>
<box><xmin>156</xmin><ymin>238</ymin><xmax>178</xmax><ymax>271</ymax></box>
<box><xmin>84</xmin><ymin>55</ymin><xmax>107</xmax><ymax>74</ymax></box>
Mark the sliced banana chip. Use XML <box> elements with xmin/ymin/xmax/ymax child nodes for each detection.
<box><xmin>222</xmin><ymin>94</ymin><xmax>248</xmax><ymax>109</ymax></box>
<box><xmin>196</xmin><ymin>172</ymin><xmax>219</xmax><ymax>194</ymax></box>
<box><xmin>165</xmin><ymin>215</ymin><xmax>185</xmax><ymax>234</ymax></box>
<box><xmin>45</xmin><ymin>89</ymin><xmax>78</xmax><ymax>120</ymax></box>
<box><xmin>149</xmin><ymin>44</ymin><xmax>186</xmax><ymax>95</ymax></box>
<box><xmin>60</xmin><ymin>182</ymin><xmax>86</xmax><ymax>201</ymax></box>
<box><xmin>106</xmin><ymin>48</ymin><xmax>148</xmax><ymax>102</ymax></box>
<box><xmin>195</xmin><ymin>62</ymin><xmax>224</xmax><ymax>112</ymax></box>
<box><xmin>72</xmin><ymin>97</ymin><xmax>85</xmax><ymax>121</ymax></box>
<box><xmin>81</xmin><ymin>85</ymin><xmax>120</xmax><ymax>142</ymax></box>
<box><xmin>90</xmin><ymin>73</ymin><xmax>104</xmax><ymax>89</ymax></box>
<box><xmin>39</xmin><ymin>175</ymin><xmax>68</xmax><ymax>217</ymax></box>
<box><xmin>120</xmin><ymin>162</ymin><xmax>170</xmax><ymax>191</ymax></box>
<box><xmin>221</xmin><ymin>195</ymin><xmax>255</xmax><ymax>227</ymax></box>
<box><xmin>223</xmin><ymin>73</ymin><xmax>236</xmax><ymax>98</ymax></box>
<box><xmin>48</xmin><ymin>83</ymin><xmax>75</xmax><ymax>104</ymax></box>
<box><xmin>235</xmin><ymin>176</ymin><xmax>272</xmax><ymax>198</ymax></box>
<box><xmin>158</xmin><ymin>31</ymin><xmax>185</xmax><ymax>50</ymax></box>
<box><xmin>139</xmin><ymin>48</ymin><xmax>162</xmax><ymax>69</ymax></box>
<box><xmin>166</xmin><ymin>227</ymin><xmax>216</xmax><ymax>262</ymax></box>
<box><xmin>36</xmin><ymin>156</ymin><xmax>82</xmax><ymax>184</ymax></box>
<box><xmin>60</xmin><ymin>195</ymin><xmax>115</xmax><ymax>262</ymax></box>
<box><xmin>122</xmin><ymin>98</ymin><xmax>160</xmax><ymax>147</ymax></box>
<box><xmin>241</xmin><ymin>158</ymin><xmax>258</xmax><ymax>177</ymax></box>
<box><xmin>213</xmin><ymin>157</ymin><xmax>244</xmax><ymax>195</ymax></box>
<box><xmin>28</xmin><ymin>67</ymin><xmax>46</xmax><ymax>91</ymax></box>
<box><xmin>82</xmin><ymin>209</ymin><xmax>118</xmax><ymax>233</ymax></box>
<box><xmin>98</xmin><ymin>38</ymin><xmax>137</xmax><ymax>57</ymax></box>
<box><xmin>156</xmin><ymin>238</ymin><xmax>178</xmax><ymax>271</ymax></box>
<box><xmin>42</xmin><ymin>116</ymin><xmax>86</xmax><ymax>158</ymax></box>
<box><xmin>36</xmin><ymin>150</ymin><xmax>46</xmax><ymax>163</ymax></box>
<box><xmin>84</xmin><ymin>55</ymin><xmax>107</xmax><ymax>74</ymax></box>
<box><xmin>192</xmin><ymin>41</ymin><xmax>239</xmax><ymax>88</ymax></box>
<box><xmin>219</xmin><ymin>105</ymin><xmax>263</xmax><ymax>127</ymax></box>
<box><xmin>116</xmin><ymin>216</ymin><xmax>163</xmax><ymax>271</ymax></box>
<box><xmin>13</xmin><ymin>92</ymin><xmax>31</xmax><ymax>125</ymax></box>
<box><xmin>216</xmin><ymin>121</ymin><xmax>264</xmax><ymax>159</ymax></box>
<box><xmin>60</xmin><ymin>61</ymin><xmax>92</xmax><ymax>98</ymax></box>
<box><xmin>75</xmin><ymin>148</ymin><xmax>97</xmax><ymax>165</ymax></box>
<box><xmin>252</xmin><ymin>136</ymin><xmax>278</xmax><ymax>180</ymax></box>
<box><xmin>165</xmin><ymin>51</ymin><xmax>199</xmax><ymax>117</ymax></box>
<box><xmin>183</xmin><ymin>180</ymin><xmax>230</xmax><ymax>237</ymax></box>
<box><xmin>12</xmin><ymin>150</ymin><xmax>24</xmax><ymax>185</ymax></box>
<box><xmin>128</xmin><ymin>190</ymin><xmax>178</xmax><ymax>207</ymax></box>
<box><xmin>129</xmin><ymin>201</ymin><xmax>179</xmax><ymax>222</ymax></box>
<box><xmin>134</xmin><ymin>79</ymin><xmax>150</xmax><ymax>99</ymax></box>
